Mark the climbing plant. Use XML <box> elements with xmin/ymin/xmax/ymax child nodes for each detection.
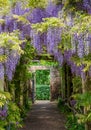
<box><xmin>1</xmin><ymin>0</ymin><xmax>91</xmax><ymax>130</ymax></box>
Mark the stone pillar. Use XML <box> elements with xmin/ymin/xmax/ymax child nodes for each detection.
<box><xmin>50</xmin><ymin>67</ymin><xmax>61</xmax><ymax>101</ymax></box>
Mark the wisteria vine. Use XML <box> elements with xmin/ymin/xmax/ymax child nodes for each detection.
<box><xmin>1</xmin><ymin>0</ymin><xmax>91</xmax><ymax>80</ymax></box>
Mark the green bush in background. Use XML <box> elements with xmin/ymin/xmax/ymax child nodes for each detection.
<box><xmin>36</xmin><ymin>70</ymin><xmax>50</xmax><ymax>100</ymax></box>
<box><xmin>36</xmin><ymin>85</ymin><xmax>50</xmax><ymax>100</ymax></box>
<box><xmin>36</xmin><ymin>70</ymin><xmax>50</xmax><ymax>85</ymax></box>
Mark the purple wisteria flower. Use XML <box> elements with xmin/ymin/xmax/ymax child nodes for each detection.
<box><xmin>70</xmin><ymin>99</ymin><xmax>76</xmax><ymax>107</ymax></box>
<box><xmin>0</xmin><ymin>108</ymin><xmax>7</xmax><ymax>120</ymax></box>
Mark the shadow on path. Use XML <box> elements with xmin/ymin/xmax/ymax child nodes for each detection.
<box><xmin>19</xmin><ymin>100</ymin><xmax>66</xmax><ymax>130</ymax></box>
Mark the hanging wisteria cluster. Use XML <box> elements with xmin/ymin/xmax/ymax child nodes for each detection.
<box><xmin>0</xmin><ymin>48</ymin><xmax>4</xmax><ymax>79</ymax></box>
<box><xmin>1</xmin><ymin>0</ymin><xmax>91</xmax><ymax>80</ymax></box>
<box><xmin>0</xmin><ymin>107</ymin><xmax>7</xmax><ymax>120</ymax></box>
<box><xmin>83</xmin><ymin>0</ymin><xmax>91</xmax><ymax>14</ymax></box>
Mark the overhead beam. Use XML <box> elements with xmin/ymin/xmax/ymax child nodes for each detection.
<box><xmin>30</xmin><ymin>65</ymin><xmax>51</xmax><ymax>72</ymax></box>
<box><xmin>33</xmin><ymin>54</ymin><xmax>54</xmax><ymax>61</ymax></box>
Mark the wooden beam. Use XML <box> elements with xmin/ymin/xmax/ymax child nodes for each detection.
<box><xmin>33</xmin><ymin>55</ymin><xmax>54</xmax><ymax>61</ymax></box>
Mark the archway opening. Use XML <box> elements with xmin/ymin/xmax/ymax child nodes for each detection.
<box><xmin>36</xmin><ymin>70</ymin><xmax>50</xmax><ymax>100</ymax></box>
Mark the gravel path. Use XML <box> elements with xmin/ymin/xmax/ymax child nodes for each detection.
<box><xmin>19</xmin><ymin>100</ymin><xmax>66</xmax><ymax>130</ymax></box>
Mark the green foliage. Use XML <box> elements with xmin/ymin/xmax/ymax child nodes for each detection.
<box><xmin>52</xmin><ymin>0</ymin><xmax>62</xmax><ymax>5</ymax></box>
<box><xmin>36</xmin><ymin>85</ymin><xmax>50</xmax><ymax>100</ymax></box>
<box><xmin>40</xmin><ymin>60</ymin><xmax>58</xmax><ymax>66</ymax></box>
<box><xmin>72</xmin><ymin>76</ymin><xmax>82</xmax><ymax>93</ymax></box>
<box><xmin>66</xmin><ymin>114</ymin><xmax>85</xmax><ymax>130</ymax></box>
<box><xmin>0</xmin><ymin>0</ymin><xmax>10</xmax><ymax>14</ymax></box>
<box><xmin>57</xmin><ymin>98</ymin><xmax>70</xmax><ymax>114</ymax></box>
<box><xmin>23</xmin><ymin>42</ymin><xmax>36</xmax><ymax>61</ymax></box>
<box><xmin>58</xmin><ymin>95</ymin><xmax>85</xmax><ymax>129</ymax></box>
<box><xmin>71</xmin><ymin>53</ymin><xmax>91</xmax><ymax>72</ymax></box>
<box><xmin>71</xmin><ymin>14</ymin><xmax>91</xmax><ymax>35</ymax></box>
<box><xmin>13</xmin><ymin>14</ymin><xmax>30</xmax><ymax>25</ymax></box>
<box><xmin>28</xmin><ymin>0</ymin><xmax>48</xmax><ymax>9</ymax></box>
<box><xmin>9</xmin><ymin>42</ymin><xmax>34</xmax><ymax>119</ymax></box>
<box><xmin>12</xmin><ymin>42</ymin><xmax>35</xmax><ymax>82</ymax></box>
<box><xmin>16</xmin><ymin>42</ymin><xmax>36</xmax><ymax>82</ymax></box>
<box><xmin>0</xmin><ymin>55</ymin><xmax>7</xmax><ymax>62</ymax></box>
<box><xmin>0</xmin><ymin>31</ymin><xmax>24</xmax><ymax>50</ymax></box>
<box><xmin>36</xmin><ymin>70</ymin><xmax>50</xmax><ymax>85</ymax></box>
<box><xmin>0</xmin><ymin>0</ymin><xmax>9</xmax><ymax>7</ymax></box>
<box><xmin>57</xmin><ymin>98</ymin><xmax>64</xmax><ymax>109</ymax></box>
<box><xmin>74</xmin><ymin>92</ymin><xmax>91</xmax><ymax>107</ymax></box>
<box><xmin>0</xmin><ymin>31</ymin><xmax>24</xmax><ymax>62</ymax></box>
<box><xmin>35</xmin><ymin>70</ymin><xmax>50</xmax><ymax>100</ymax></box>
<box><xmin>58</xmin><ymin>32</ymin><xmax>71</xmax><ymax>52</ymax></box>
<box><xmin>63</xmin><ymin>0</ymin><xmax>83</xmax><ymax>13</ymax></box>
<box><xmin>71</xmin><ymin>92</ymin><xmax>91</xmax><ymax>124</ymax></box>
<box><xmin>0</xmin><ymin>91</ymin><xmax>22</xmax><ymax>130</ymax></box>
<box><xmin>0</xmin><ymin>121</ymin><xmax>7</xmax><ymax>130</ymax></box>
<box><xmin>82</xmin><ymin>54</ymin><xmax>91</xmax><ymax>72</ymax></box>
<box><xmin>32</xmin><ymin>17</ymin><xmax>65</xmax><ymax>33</ymax></box>
<box><xmin>30</xmin><ymin>59</ymin><xmax>58</xmax><ymax>66</ymax></box>
<box><xmin>71</xmin><ymin>55</ymin><xmax>82</xmax><ymax>66</ymax></box>
<box><xmin>58</xmin><ymin>98</ymin><xmax>85</xmax><ymax>130</ymax></box>
<box><xmin>0</xmin><ymin>0</ymin><xmax>17</xmax><ymax>15</ymax></box>
<box><xmin>7</xmin><ymin>102</ymin><xmax>22</xmax><ymax>128</ymax></box>
<box><xmin>0</xmin><ymin>91</ymin><xmax>11</xmax><ymax>107</ymax></box>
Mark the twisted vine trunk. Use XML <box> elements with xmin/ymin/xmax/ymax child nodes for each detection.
<box><xmin>60</xmin><ymin>64</ymin><xmax>73</xmax><ymax>100</ymax></box>
<box><xmin>15</xmin><ymin>80</ymin><xmax>21</xmax><ymax>105</ymax></box>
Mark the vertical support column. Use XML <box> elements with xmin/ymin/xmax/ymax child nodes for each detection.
<box><xmin>50</xmin><ymin>67</ymin><xmax>61</xmax><ymax>101</ymax></box>
<box><xmin>0</xmin><ymin>79</ymin><xmax>4</xmax><ymax>91</ymax></box>
<box><xmin>66</xmin><ymin>65</ymin><xmax>73</xmax><ymax>100</ymax></box>
<box><xmin>31</xmin><ymin>72</ymin><xmax>36</xmax><ymax>103</ymax></box>
<box><xmin>31</xmin><ymin>79</ymin><xmax>34</xmax><ymax>103</ymax></box>
<box><xmin>0</xmin><ymin>65</ymin><xmax>4</xmax><ymax>91</ymax></box>
<box><xmin>60</xmin><ymin>64</ymin><xmax>73</xmax><ymax>100</ymax></box>
<box><xmin>60</xmin><ymin>66</ymin><xmax>66</xmax><ymax>99</ymax></box>
<box><xmin>28</xmin><ymin>79</ymin><xmax>32</xmax><ymax>99</ymax></box>
<box><xmin>34</xmin><ymin>72</ymin><xmax>36</xmax><ymax>102</ymax></box>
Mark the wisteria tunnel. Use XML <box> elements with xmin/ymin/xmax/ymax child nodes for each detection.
<box><xmin>1</xmin><ymin>0</ymin><xmax>91</xmax><ymax>130</ymax></box>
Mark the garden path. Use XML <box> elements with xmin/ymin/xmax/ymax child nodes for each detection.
<box><xmin>19</xmin><ymin>100</ymin><xmax>66</xmax><ymax>130</ymax></box>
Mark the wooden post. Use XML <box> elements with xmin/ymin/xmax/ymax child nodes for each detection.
<box><xmin>15</xmin><ymin>80</ymin><xmax>21</xmax><ymax>106</ymax></box>
<box><xmin>34</xmin><ymin>72</ymin><xmax>36</xmax><ymax>102</ymax></box>
<box><xmin>0</xmin><ymin>79</ymin><xmax>4</xmax><ymax>91</ymax></box>
<box><xmin>31</xmin><ymin>79</ymin><xmax>34</xmax><ymax>103</ymax></box>
<box><xmin>61</xmin><ymin>66</ymin><xmax>66</xmax><ymax>99</ymax></box>
<box><xmin>31</xmin><ymin>72</ymin><xmax>36</xmax><ymax>103</ymax></box>
<box><xmin>66</xmin><ymin>65</ymin><xmax>73</xmax><ymax>100</ymax></box>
